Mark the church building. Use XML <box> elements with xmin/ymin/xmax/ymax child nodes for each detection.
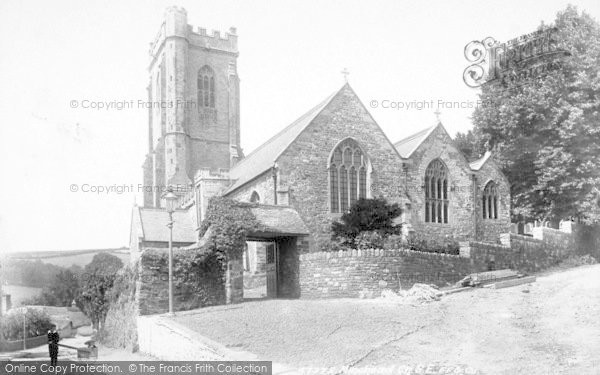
<box><xmin>130</xmin><ymin>7</ymin><xmax>511</xmax><ymax>279</ymax></box>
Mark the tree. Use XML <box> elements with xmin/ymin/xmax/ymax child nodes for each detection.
<box><xmin>454</xmin><ymin>130</ymin><xmax>484</xmax><ymax>162</ymax></box>
<box><xmin>48</xmin><ymin>269</ymin><xmax>80</xmax><ymax>306</ymax></box>
<box><xmin>78</xmin><ymin>253</ymin><xmax>123</xmax><ymax>329</ymax></box>
<box><xmin>471</xmin><ymin>5</ymin><xmax>600</xmax><ymax>223</ymax></box>
<box><xmin>22</xmin><ymin>269</ymin><xmax>81</xmax><ymax>307</ymax></box>
<box><xmin>0</xmin><ymin>308</ymin><xmax>52</xmax><ymax>341</ymax></box>
<box><xmin>331</xmin><ymin>198</ymin><xmax>403</xmax><ymax>248</ymax></box>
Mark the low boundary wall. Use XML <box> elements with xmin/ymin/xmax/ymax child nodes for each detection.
<box><xmin>0</xmin><ymin>335</ymin><xmax>48</xmax><ymax>352</ymax></box>
<box><xmin>300</xmin><ymin>249</ymin><xmax>475</xmax><ymax>299</ymax></box>
<box><xmin>300</xmin><ymin>226</ymin><xmax>583</xmax><ymax>299</ymax></box>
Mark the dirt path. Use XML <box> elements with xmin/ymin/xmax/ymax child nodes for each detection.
<box><xmin>173</xmin><ymin>264</ymin><xmax>600</xmax><ymax>374</ymax></box>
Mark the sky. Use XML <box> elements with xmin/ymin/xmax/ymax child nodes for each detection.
<box><xmin>0</xmin><ymin>0</ymin><xmax>598</xmax><ymax>253</ymax></box>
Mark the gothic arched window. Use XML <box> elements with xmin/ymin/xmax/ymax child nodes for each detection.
<box><xmin>425</xmin><ymin>159</ymin><xmax>449</xmax><ymax>223</ymax></box>
<box><xmin>329</xmin><ymin>139</ymin><xmax>369</xmax><ymax>213</ymax></box>
<box><xmin>197</xmin><ymin>66</ymin><xmax>215</xmax><ymax>108</ymax></box>
<box><xmin>483</xmin><ymin>181</ymin><xmax>498</xmax><ymax>219</ymax></box>
<box><xmin>250</xmin><ymin>191</ymin><xmax>260</xmax><ymax>203</ymax></box>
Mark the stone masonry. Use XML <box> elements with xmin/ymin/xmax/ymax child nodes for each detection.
<box><xmin>275</xmin><ymin>85</ymin><xmax>408</xmax><ymax>252</ymax></box>
<box><xmin>300</xmin><ymin>226</ymin><xmax>583</xmax><ymax>298</ymax></box>
<box><xmin>143</xmin><ymin>6</ymin><xmax>243</xmax><ymax>207</ymax></box>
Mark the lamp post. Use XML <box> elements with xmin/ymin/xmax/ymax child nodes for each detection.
<box><xmin>22</xmin><ymin>307</ymin><xmax>27</xmax><ymax>350</ymax></box>
<box><xmin>162</xmin><ymin>187</ymin><xmax>178</xmax><ymax>315</ymax></box>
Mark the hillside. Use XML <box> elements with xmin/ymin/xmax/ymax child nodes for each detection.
<box><xmin>5</xmin><ymin>247</ymin><xmax>129</xmax><ymax>267</ymax></box>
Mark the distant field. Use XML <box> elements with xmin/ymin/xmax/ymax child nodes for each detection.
<box><xmin>7</xmin><ymin>248</ymin><xmax>130</xmax><ymax>268</ymax></box>
<box><xmin>3</xmin><ymin>285</ymin><xmax>42</xmax><ymax>307</ymax></box>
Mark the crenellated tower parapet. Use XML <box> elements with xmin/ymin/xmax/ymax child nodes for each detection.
<box><xmin>143</xmin><ymin>7</ymin><xmax>242</xmax><ymax>207</ymax></box>
<box><xmin>149</xmin><ymin>7</ymin><xmax>238</xmax><ymax>59</ymax></box>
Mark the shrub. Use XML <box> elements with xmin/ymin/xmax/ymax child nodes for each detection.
<box><xmin>383</xmin><ymin>234</ymin><xmax>405</xmax><ymax>250</ymax></box>
<box><xmin>355</xmin><ymin>231</ymin><xmax>385</xmax><ymax>250</ymax></box>
<box><xmin>407</xmin><ymin>233</ymin><xmax>460</xmax><ymax>255</ymax></box>
<box><xmin>0</xmin><ymin>308</ymin><xmax>52</xmax><ymax>341</ymax></box>
<box><xmin>559</xmin><ymin>254</ymin><xmax>598</xmax><ymax>268</ymax></box>
<box><xmin>99</xmin><ymin>265</ymin><xmax>138</xmax><ymax>350</ymax></box>
<box><xmin>331</xmin><ymin>198</ymin><xmax>402</xmax><ymax>249</ymax></box>
<box><xmin>78</xmin><ymin>253</ymin><xmax>124</xmax><ymax>329</ymax></box>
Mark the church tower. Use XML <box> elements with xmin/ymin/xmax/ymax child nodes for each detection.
<box><xmin>143</xmin><ymin>7</ymin><xmax>243</xmax><ymax>207</ymax></box>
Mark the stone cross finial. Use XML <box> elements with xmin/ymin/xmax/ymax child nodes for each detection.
<box><xmin>434</xmin><ymin>108</ymin><xmax>441</xmax><ymax>121</ymax></box>
<box><xmin>341</xmin><ymin>68</ymin><xmax>350</xmax><ymax>82</ymax></box>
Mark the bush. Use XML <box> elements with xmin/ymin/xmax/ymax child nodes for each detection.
<box><xmin>331</xmin><ymin>198</ymin><xmax>402</xmax><ymax>249</ymax></box>
<box><xmin>407</xmin><ymin>233</ymin><xmax>460</xmax><ymax>255</ymax></box>
<box><xmin>78</xmin><ymin>253</ymin><xmax>123</xmax><ymax>329</ymax></box>
<box><xmin>99</xmin><ymin>265</ymin><xmax>138</xmax><ymax>350</ymax></box>
<box><xmin>355</xmin><ymin>231</ymin><xmax>385</xmax><ymax>250</ymax></box>
<box><xmin>383</xmin><ymin>234</ymin><xmax>405</xmax><ymax>250</ymax></box>
<box><xmin>559</xmin><ymin>254</ymin><xmax>598</xmax><ymax>268</ymax></box>
<box><xmin>22</xmin><ymin>269</ymin><xmax>81</xmax><ymax>308</ymax></box>
<box><xmin>0</xmin><ymin>308</ymin><xmax>52</xmax><ymax>341</ymax></box>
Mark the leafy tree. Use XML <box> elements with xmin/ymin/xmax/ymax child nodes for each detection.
<box><xmin>78</xmin><ymin>253</ymin><xmax>123</xmax><ymax>329</ymax></box>
<box><xmin>2</xmin><ymin>259</ymin><xmax>65</xmax><ymax>288</ymax></box>
<box><xmin>48</xmin><ymin>269</ymin><xmax>80</xmax><ymax>306</ymax></box>
<box><xmin>331</xmin><ymin>198</ymin><xmax>403</xmax><ymax>248</ymax></box>
<box><xmin>22</xmin><ymin>269</ymin><xmax>81</xmax><ymax>307</ymax></box>
<box><xmin>471</xmin><ymin>5</ymin><xmax>600</xmax><ymax>223</ymax></box>
<box><xmin>0</xmin><ymin>308</ymin><xmax>52</xmax><ymax>341</ymax></box>
<box><xmin>454</xmin><ymin>130</ymin><xmax>485</xmax><ymax>162</ymax></box>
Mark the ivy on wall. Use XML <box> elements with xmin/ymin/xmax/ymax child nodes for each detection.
<box><xmin>134</xmin><ymin>198</ymin><xmax>266</xmax><ymax>314</ymax></box>
<box><xmin>199</xmin><ymin>197</ymin><xmax>266</xmax><ymax>259</ymax></box>
<box><xmin>100</xmin><ymin>265</ymin><xmax>138</xmax><ymax>349</ymax></box>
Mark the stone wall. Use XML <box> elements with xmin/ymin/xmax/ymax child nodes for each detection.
<box><xmin>226</xmin><ymin>171</ymin><xmax>276</xmax><ymax>205</ymax></box>
<box><xmin>465</xmin><ymin>228</ymin><xmax>579</xmax><ymax>274</ymax></box>
<box><xmin>300</xmin><ymin>226</ymin><xmax>583</xmax><ymax>299</ymax></box>
<box><xmin>299</xmin><ymin>249</ymin><xmax>474</xmax><ymax>299</ymax></box>
<box><xmin>532</xmin><ymin>227</ymin><xmax>573</xmax><ymax>257</ymax></box>
<box><xmin>136</xmin><ymin>247</ymin><xmax>227</xmax><ymax>315</ymax></box>
<box><xmin>0</xmin><ymin>335</ymin><xmax>48</xmax><ymax>352</ymax></box>
<box><xmin>572</xmin><ymin>223</ymin><xmax>600</xmax><ymax>257</ymax></box>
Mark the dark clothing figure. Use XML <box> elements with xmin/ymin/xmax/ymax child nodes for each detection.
<box><xmin>48</xmin><ymin>329</ymin><xmax>59</xmax><ymax>366</ymax></box>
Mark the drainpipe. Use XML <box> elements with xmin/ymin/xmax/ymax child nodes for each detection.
<box><xmin>272</xmin><ymin>164</ymin><xmax>278</xmax><ymax>205</ymax></box>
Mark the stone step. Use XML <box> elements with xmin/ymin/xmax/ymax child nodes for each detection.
<box><xmin>469</xmin><ymin>269</ymin><xmax>520</xmax><ymax>282</ymax></box>
<box><xmin>456</xmin><ymin>269</ymin><xmax>521</xmax><ymax>287</ymax></box>
<box><xmin>485</xmin><ymin>276</ymin><xmax>536</xmax><ymax>289</ymax></box>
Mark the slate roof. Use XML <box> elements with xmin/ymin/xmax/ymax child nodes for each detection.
<box><xmin>248</xmin><ymin>205</ymin><xmax>309</xmax><ymax>237</ymax></box>
<box><xmin>393</xmin><ymin>124</ymin><xmax>437</xmax><ymax>158</ymax></box>
<box><xmin>224</xmin><ymin>85</ymin><xmax>343</xmax><ymax>195</ymax></box>
<box><xmin>137</xmin><ymin>207</ymin><xmax>197</xmax><ymax>243</ymax></box>
<box><xmin>469</xmin><ymin>151</ymin><xmax>492</xmax><ymax>171</ymax></box>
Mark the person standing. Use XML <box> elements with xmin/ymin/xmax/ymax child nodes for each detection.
<box><xmin>47</xmin><ymin>324</ymin><xmax>59</xmax><ymax>366</ymax></box>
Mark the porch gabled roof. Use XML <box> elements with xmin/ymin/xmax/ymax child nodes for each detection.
<box><xmin>247</xmin><ymin>205</ymin><xmax>309</xmax><ymax>238</ymax></box>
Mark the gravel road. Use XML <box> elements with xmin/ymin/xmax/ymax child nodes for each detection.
<box><xmin>173</xmin><ymin>264</ymin><xmax>600</xmax><ymax>374</ymax></box>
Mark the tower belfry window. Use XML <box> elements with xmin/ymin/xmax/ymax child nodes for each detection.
<box><xmin>197</xmin><ymin>66</ymin><xmax>215</xmax><ymax>109</ymax></box>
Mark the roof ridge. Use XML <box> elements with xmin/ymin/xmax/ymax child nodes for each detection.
<box><xmin>469</xmin><ymin>150</ymin><xmax>492</xmax><ymax>170</ymax></box>
<box><xmin>225</xmin><ymin>84</ymin><xmax>347</xmax><ymax>195</ymax></box>
<box><xmin>232</xmin><ymin>88</ymin><xmax>340</xmax><ymax>170</ymax></box>
<box><xmin>394</xmin><ymin>125</ymin><xmax>434</xmax><ymax>146</ymax></box>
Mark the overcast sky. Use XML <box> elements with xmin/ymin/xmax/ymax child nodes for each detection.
<box><xmin>0</xmin><ymin>0</ymin><xmax>598</xmax><ymax>253</ymax></box>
